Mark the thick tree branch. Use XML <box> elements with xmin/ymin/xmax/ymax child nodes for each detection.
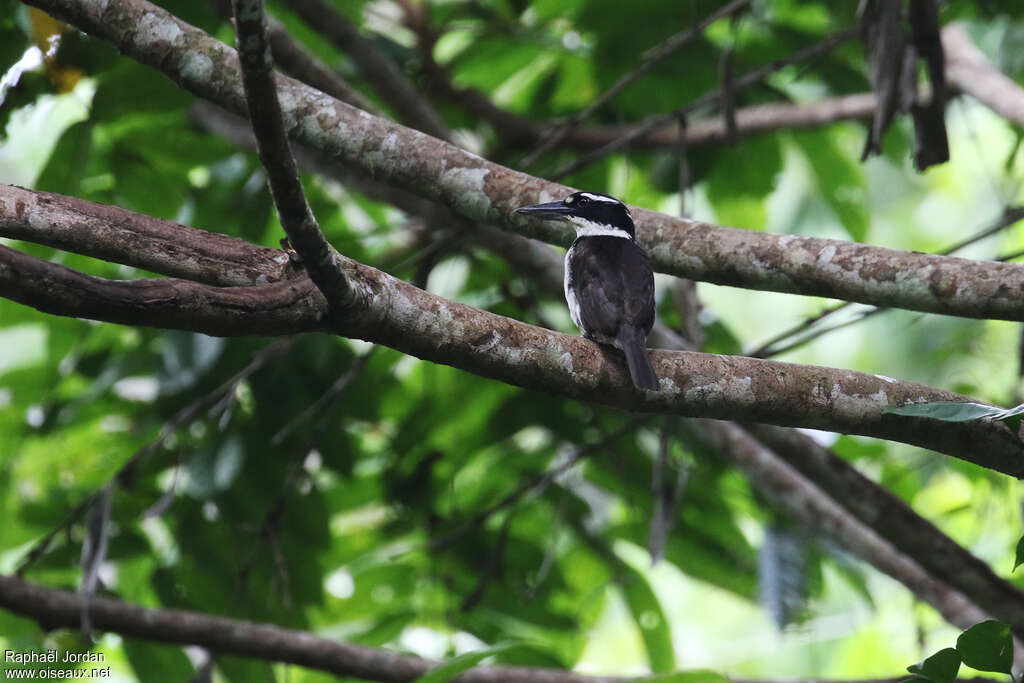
<box><xmin>0</xmin><ymin>575</ymin><xmax>1004</xmax><ymax>683</ymax></box>
<box><xmin>0</xmin><ymin>244</ymin><xmax>322</xmax><ymax>335</ymax></box>
<box><xmin>943</xmin><ymin>24</ymin><xmax>1024</xmax><ymax>127</ymax></box>
<box><xmin>23</xmin><ymin>0</ymin><xmax>1024</xmax><ymax>323</ymax></box>
<box><xmin>0</xmin><ymin>574</ymin><xmax>615</xmax><ymax>683</ymax></box>
<box><xmin>1</xmin><ymin>222</ymin><xmax>1022</xmax><ymax>476</ymax></box>
<box><xmin>7</xmin><ymin>184</ymin><xmax>1018</xmax><ymax>641</ymax></box>
<box><xmin>0</xmin><ymin>185</ymin><xmax>289</xmax><ymax>285</ymax></box>
<box><xmin>231</xmin><ymin>0</ymin><xmax>350</xmax><ymax>306</ymax></box>
<box><xmin>746</xmin><ymin>206</ymin><xmax>1024</xmax><ymax>358</ymax></box>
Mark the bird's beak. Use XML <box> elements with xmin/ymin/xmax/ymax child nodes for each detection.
<box><xmin>514</xmin><ymin>201</ymin><xmax>574</xmax><ymax>220</ymax></box>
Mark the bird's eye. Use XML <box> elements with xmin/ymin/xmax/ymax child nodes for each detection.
<box><xmin>578</xmin><ymin>198</ymin><xmax>590</xmax><ymax>207</ymax></box>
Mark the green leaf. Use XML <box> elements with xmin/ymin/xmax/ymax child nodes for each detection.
<box><xmin>412</xmin><ymin>644</ymin><xmax>520</xmax><ymax>683</ymax></box>
<box><xmin>701</xmin><ymin>317</ymin><xmax>742</xmax><ymax>356</ymax></box>
<box><xmin>1004</xmin><ymin>413</ymin><xmax>1024</xmax><ymax>436</ymax></box>
<box><xmin>0</xmin><ymin>72</ymin><xmax>51</xmax><ymax>141</ymax></box>
<box><xmin>0</xmin><ymin>5</ymin><xmax>28</xmax><ymax>77</ymax></box>
<box><xmin>1015</xmin><ymin>537</ymin><xmax>1024</xmax><ymax>572</ymax></box>
<box><xmin>906</xmin><ymin>647</ymin><xmax>961</xmax><ymax>683</ymax></box>
<box><xmin>122</xmin><ymin>638</ymin><xmax>195</xmax><ymax>681</ymax></box>
<box><xmin>883</xmin><ymin>401</ymin><xmax>1003</xmax><ymax>421</ymax></box>
<box><xmin>112</xmin><ymin>151</ymin><xmax>187</xmax><ymax>219</ymax></box>
<box><xmin>620</xmin><ymin>567</ymin><xmax>675</xmax><ymax>674</ymax></box>
<box><xmin>215</xmin><ymin>655</ymin><xmax>276</xmax><ymax>683</ymax></box>
<box><xmin>956</xmin><ymin>620</ymin><xmax>1013</xmax><ymax>674</ymax></box>
<box><xmin>35</xmin><ymin>119</ymin><xmax>93</xmax><ymax>196</ymax></box>
<box><xmin>792</xmin><ymin>130</ymin><xmax>869</xmax><ymax>241</ymax></box>
<box><xmin>92</xmin><ymin>61</ymin><xmax>191</xmax><ymax>122</ymax></box>
<box><xmin>645</xmin><ymin>671</ymin><xmax>729</xmax><ymax>683</ymax></box>
<box><xmin>706</xmin><ymin>136</ymin><xmax>782</xmax><ymax>231</ymax></box>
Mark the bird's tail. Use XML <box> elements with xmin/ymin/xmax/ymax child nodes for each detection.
<box><xmin>617</xmin><ymin>328</ymin><xmax>659</xmax><ymax>391</ymax></box>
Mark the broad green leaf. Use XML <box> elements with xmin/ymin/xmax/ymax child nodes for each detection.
<box><xmin>906</xmin><ymin>647</ymin><xmax>961</xmax><ymax>683</ymax></box>
<box><xmin>0</xmin><ymin>3</ymin><xmax>27</xmax><ymax>79</ymax></box>
<box><xmin>450</xmin><ymin>38</ymin><xmax>545</xmax><ymax>94</ymax></box>
<box><xmin>413</xmin><ymin>644</ymin><xmax>520</xmax><ymax>683</ymax></box>
<box><xmin>792</xmin><ymin>130</ymin><xmax>869</xmax><ymax>241</ymax></box>
<box><xmin>883</xmin><ymin>401</ymin><xmax>1003</xmax><ymax>421</ymax></box>
<box><xmin>1015</xmin><ymin>536</ymin><xmax>1024</xmax><ymax>572</ymax></box>
<box><xmin>122</xmin><ymin>638</ymin><xmax>195</xmax><ymax>681</ymax></box>
<box><xmin>701</xmin><ymin>318</ymin><xmax>742</xmax><ymax>356</ymax></box>
<box><xmin>620</xmin><ymin>567</ymin><xmax>675</xmax><ymax>674</ymax></box>
<box><xmin>35</xmin><ymin>119</ymin><xmax>93</xmax><ymax>195</ymax></box>
<box><xmin>645</xmin><ymin>671</ymin><xmax>729</xmax><ymax>683</ymax></box>
<box><xmin>91</xmin><ymin>61</ymin><xmax>191</xmax><ymax>122</ymax></box>
<box><xmin>0</xmin><ymin>72</ymin><xmax>51</xmax><ymax>141</ymax></box>
<box><xmin>956</xmin><ymin>620</ymin><xmax>1013</xmax><ymax>674</ymax></box>
<box><xmin>216</xmin><ymin>655</ymin><xmax>276</xmax><ymax>683</ymax></box>
<box><xmin>706</xmin><ymin>136</ymin><xmax>782</xmax><ymax>231</ymax></box>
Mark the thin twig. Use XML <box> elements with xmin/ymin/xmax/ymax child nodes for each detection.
<box><xmin>271</xmin><ymin>347</ymin><xmax>377</xmax><ymax>445</ymax></box>
<box><xmin>232</xmin><ymin>0</ymin><xmax>350</xmax><ymax>305</ymax></box>
<box><xmin>754</xmin><ymin>307</ymin><xmax>885</xmax><ymax>359</ymax></box>
<box><xmin>428</xmin><ymin>416</ymin><xmax>651</xmax><ymax>551</ymax></box>
<box><xmin>550</xmin><ymin>25</ymin><xmax>860</xmax><ymax>179</ymax></box>
<box><xmin>239</xmin><ymin>347</ymin><xmax>377</xmax><ymax>590</ymax></box>
<box><xmin>519</xmin><ymin>0</ymin><xmax>752</xmax><ymax>166</ymax></box>
<box><xmin>15</xmin><ymin>339</ymin><xmax>297</xmax><ymax>575</ymax></box>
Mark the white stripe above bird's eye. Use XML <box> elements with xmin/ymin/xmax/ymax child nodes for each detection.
<box><xmin>578</xmin><ymin>192</ymin><xmax>621</xmax><ymax>204</ymax></box>
<box><xmin>568</xmin><ymin>216</ymin><xmax>632</xmax><ymax>238</ymax></box>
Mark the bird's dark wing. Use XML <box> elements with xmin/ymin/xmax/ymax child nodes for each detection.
<box><xmin>569</xmin><ymin>238</ymin><xmax>655</xmax><ymax>343</ymax></box>
<box><xmin>617</xmin><ymin>241</ymin><xmax>655</xmax><ymax>334</ymax></box>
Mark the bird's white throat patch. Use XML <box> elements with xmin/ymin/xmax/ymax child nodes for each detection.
<box><xmin>568</xmin><ymin>215</ymin><xmax>632</xmax><ymax>238</ymax></box>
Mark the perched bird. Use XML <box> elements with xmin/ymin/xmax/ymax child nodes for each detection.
<box><xmin>515</xmin><ymin>191</ymin><xmax>658</xmax><ymax>391</ymax></box>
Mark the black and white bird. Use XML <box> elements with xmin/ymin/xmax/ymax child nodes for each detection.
<box><xmin>515</xmin><ymin>191</ymin><xmax>658</xmax><ymax>391</ymax></box>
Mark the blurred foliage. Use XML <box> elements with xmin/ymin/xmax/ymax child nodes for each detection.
<box><xmin>2</xmin><ymin>0</ymin><xmax>1024</xmax><ymax>680</ymax></box>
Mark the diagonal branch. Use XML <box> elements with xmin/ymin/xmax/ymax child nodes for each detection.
<box><xmin>688</xmin><ymin>419</ymin><xmax>1024</xmax><ymax>651</ymax></box>
<box><xmin>2</xmin><ymin>226</ymin><xmax>1023</xmax><ymax>478</ymax></box>
<box><xmin>7</xmin><ymin>187</ymin><xmax>1024</xmax><ymax>639</ymax></box>
<box><xmin>943</xmin><ymin>23</ymin><xmax>1024</xmax><ymax>127</ymax></box>
<box><xmin>231</xmin><ymin>0</ymin><xmax>350</xmax><ymax>306</ymax></box>
<box><xmin>535</xmin><ymin>92</ymin><xmax>879</xmax><ymax>150</ymax></box>
<box><xmin>747</xmin><ymin>423</ymin><xmax>1024</xmax><ymax>640</ymax></box>
<box><xmin>21</xmin><ymin>0</ymin><xmax>1024</xmax><ymax>323</ymax></box>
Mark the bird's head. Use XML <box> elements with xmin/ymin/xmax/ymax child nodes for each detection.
<box><xmin>515</xmin><ymin>191</ymin><xmax>635</xmax><ymax>239</ymax></box>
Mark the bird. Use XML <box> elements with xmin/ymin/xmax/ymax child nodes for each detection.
<box><xmin>515</xmin><ymin>191</ymin><xmax>659</xmax><ymax>391</ymax></box>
